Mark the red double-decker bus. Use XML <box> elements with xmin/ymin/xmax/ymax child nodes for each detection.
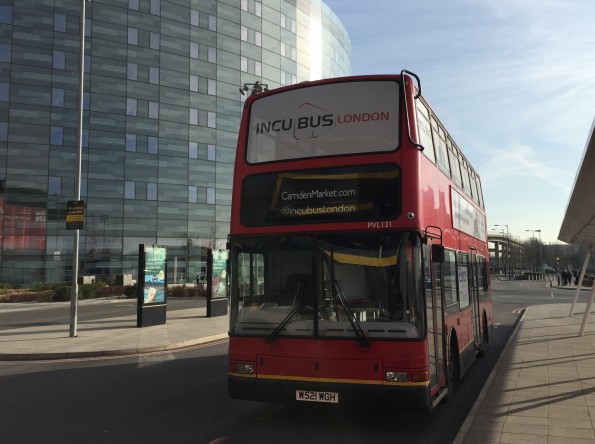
<box><xmin>228</xmin><ymin>71</ymin><xmax>492</xmax><ymax>410</ymax></box>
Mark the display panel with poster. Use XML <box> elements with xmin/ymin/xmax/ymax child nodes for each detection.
<box><xmin>137</xmin><ymin>244</ymin><xmax>167</xmax><ymax>327</ymax></box>
<box><xmin>143</xmin><ymin>246</ymin><xmax>167</xmax><ymax>305</ymax></box>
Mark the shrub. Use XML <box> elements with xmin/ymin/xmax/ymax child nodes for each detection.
<box><xmin>79</xmin><ymin>281</ymin><xmax>109</xmax><ymax>299</ymax></box>
<box><xmin>168</xmin><ymin>286</ymin><xmax>187</xmax><ymax>298</ymax></box>
<box><xmin>79</xmin><ymin>283</ymin><xmax>93</xmax><ymax>299</ymax></box>
<box><xmin>185</xmin><ymin>286</ymin><xmax>206</xmax><ymax>297</ymax></box>
<box><xmin>31</xmin><ymin>282</ymin><xmax>55</xmax><ymax>292</ymax></box>
<box><xmin>124</xmin><ymin>284</ymin><xmax>137</xmax><ymax>299</ymax></box>
<box><xmin>53</xmin><ymin>284</ymin><xmax>71</xmax><ymax>302</ymax></box>
<box><xmin>0</xmin><ymin>282</ymin><xmax>20</xmax><ymax>293</ymax></box>
<box><xmin>40</xmin><ymin>289</ymin><xmax>55</xmax><ymax>302</ymax></box>
<box><xmin>6</xmin><ymin>291</ymin><xmax>43</xmax><ymax>302</ymax></box>
<box><xmin>79</xmin><ymin>281</ymin><xmax>113</xmax><ymax>299</ymax></box>
<box><xmin>164</xmin><ymin>285</ymin><xmax>206</xmax><ymax>298</ymax></box>
<box><xmin>0</xmin><ymin>281</ymin><xmax>127</xmax><ymax>302</ymax></box>
<box><xmin>95</xmin><ymin>285</ymin><xmax>124</xmax><ymax>298</ymax></box>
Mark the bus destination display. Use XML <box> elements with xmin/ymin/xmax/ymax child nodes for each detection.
<box><xmin>240</xmin><ymin>164</ymin><xmax>401</xmax><ymax>226</ymax></box>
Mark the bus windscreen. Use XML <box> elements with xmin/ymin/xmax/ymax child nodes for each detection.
<box><xmin>246</xmin><ymin>80</ymin><xmax>400</xmax><ymax>164</ymax></box>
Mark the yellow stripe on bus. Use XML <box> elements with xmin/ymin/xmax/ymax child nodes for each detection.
<box><xmin>229</xmin><ymin>372</ymin><xmax>429</xmax><ymax>387</ymax></box>
<box><xmin>277</xmin><ymin>171</ymin><xmax>400</xmax><ymax>181</ymax></box>
<box><xmin>258</xmin><ymin>373</ymin><xmax>381</xmax><ymax>385</ymax></box>
<box><xmin>321</xmin><ymin>249</ymin><xmax>397</xmax><ymax>267</ymax></box>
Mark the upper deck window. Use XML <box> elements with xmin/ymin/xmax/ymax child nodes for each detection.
<box><xmin>447</xmin><ymin>139</ymin><xmax>463</xmax><ymax>188</ymax></box>
<box><xmin>416</xmin><ymin>100</ymin><xmax>435</xmax><ymax>164</ymax></box>
<box><xmin>246</xmin><ymin>80</ymin><xmax>400</xmax><ymax>164</ymax></box>
<box><xmin>431</xmin><ymin>117</ymin><xmax>450</xmax><ymax>176</ymax></box>
<box><xmin>461</xmin><ymin>161</ymin><xmax>472</xmax><ymax>197</ymax></box>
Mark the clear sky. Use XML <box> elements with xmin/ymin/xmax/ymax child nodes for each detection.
<box><xmin>323</xmin><ymin>0</ymin><xmax>595</xmax><ymax>244</ymax></box>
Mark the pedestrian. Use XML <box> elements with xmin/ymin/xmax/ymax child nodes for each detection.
<box><xmin>562</xmin><ymin>270</ymin><xmax>568</xmax><ymax>286</ymax></box>
<box><xmin>574</xmin><ymin>269</ymin><xmax>579</xmax><ymax>286</ymax></box>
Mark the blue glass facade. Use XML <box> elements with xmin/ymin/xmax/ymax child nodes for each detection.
<box><xmin>0</xmin><ymin>0</ymin><xmax>351</xmax><ymax>285</ymax></box>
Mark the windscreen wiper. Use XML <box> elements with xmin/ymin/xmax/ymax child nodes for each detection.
<box><xmin>332</xmin><ymin>280</ymin><xmax>370</xmax><ymax>348</ymax></box>
<box><xmin>326</xmin><ymin>247</ymin><xmax>370</xmax><ymax>348</ymax></box>
<box><xmin>265</xmin><ymin>304</ymin><xmax>301</xmax><ymax>344</ymax></box>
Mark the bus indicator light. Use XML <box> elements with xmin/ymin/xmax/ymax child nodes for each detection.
<box><xmin>411</xmin><ymin>369</ymin><xmax>430</xmax><ymax>383</ymax></box>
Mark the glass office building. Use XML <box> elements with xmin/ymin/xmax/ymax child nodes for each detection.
<box><xmin>0</xmin><ymin>0</ymin><xmax>351</xmax><ymax>286</ymax></box>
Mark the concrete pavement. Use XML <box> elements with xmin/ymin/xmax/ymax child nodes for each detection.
<box><xmin>455</xmin><ymin>300</ymin><xmax>595</xmax><ymax>443</ymax></box>
<box><xmin>0</xmin><ymin>299</ymin><xmax>229</xmax><ymax>360</ymax></box>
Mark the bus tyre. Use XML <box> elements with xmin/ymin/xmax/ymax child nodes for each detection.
<box><xmin>422</xmin><ymin>387</ymin><xmax>433</xmax><ymax>413</ymax></box>
<box><xmin>478</xmin><ymin>313</ymin><xmax>489</xmax><ymax>358</ymax></box>
<box><xmin>446</xmin><ymin>335</ymin><xmax>460</xmax><ymax>399</ymax></box>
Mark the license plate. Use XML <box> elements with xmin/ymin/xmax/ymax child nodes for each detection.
<box><xmin>296</xmin><ymin>390</ymin><xmax>339</xmax><ymax>403</ymax></box>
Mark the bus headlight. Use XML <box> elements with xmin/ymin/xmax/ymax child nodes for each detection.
<box><xmin>386</xmin><ymin>371</ymin><xmax>408</xmax><ymax>382</ymax></box>
<box><xmin>231</xmin><ymin>362</ymin><xmax>255</xmax><ymax>375</ymax></box>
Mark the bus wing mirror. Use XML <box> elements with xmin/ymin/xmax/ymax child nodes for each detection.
<box><xmin>431</xmin><ymin>244</ymin><xmax>445</xmax><ymax>263</ymax></box>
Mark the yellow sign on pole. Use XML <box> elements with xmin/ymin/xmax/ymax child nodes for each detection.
<box><xmin>66</xmin><ymin>200</ymin><xmax>84</xmax><ymax>230</ymax></box>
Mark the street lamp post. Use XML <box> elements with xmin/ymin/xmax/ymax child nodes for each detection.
<box><xmin>516</xmin><ymin>236</ymin><xmax>523</xmax><ymax>274</ymax></box>
<box><xmin>493</xmin><ymin>228</ymin><xmax>505</xmax><ymax>275</ymax></box>
<box><xmin>494</xmin><ymin>224</ymin><xmax>510</xmax><ymax>279</ymax></box>
<box><xmin>525</xmin><ymin>229</ymin><xmax>542</xmax><ymax>274</ymax></box>
<box><xmin>70</xmin><ymin>0</ymin><xmax>90</xmax><ymax>338</ymax></box>
<box><xmin>537</xmin><ymin>230</ymin><xmax>543</xmax><ymax>275</ymax></box>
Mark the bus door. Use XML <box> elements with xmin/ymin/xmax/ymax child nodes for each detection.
<box><xmin>468</xmin><ymin>247</ymin><xmax>481</xmax><ymax>347</ymax></box>
<box><xmin>423</xmin><ymin>243</ymin><xmax>446</xmax><ymax>391</ymax></box>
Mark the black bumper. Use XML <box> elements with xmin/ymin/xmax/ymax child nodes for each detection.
<box><xmin>228</xmin><ymin>376</ymin><xmax>430</xmax><ymax>409</ymax></box>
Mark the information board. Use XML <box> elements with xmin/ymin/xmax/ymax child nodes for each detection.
<box><xmin>137</xmin><ymin>244</ymin><xmax>167</xmax><ymax>327</ymax></box>
<box><xmin>66</xmin><ymin>200</ymin><xmax>84</xmax><ymax>230</ymax></box>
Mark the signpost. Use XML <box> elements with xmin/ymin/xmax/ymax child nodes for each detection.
<box><xmin>66</xmin><ymin>200</ymin><xmax>84</xmax><ymax>337</ymax></box>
